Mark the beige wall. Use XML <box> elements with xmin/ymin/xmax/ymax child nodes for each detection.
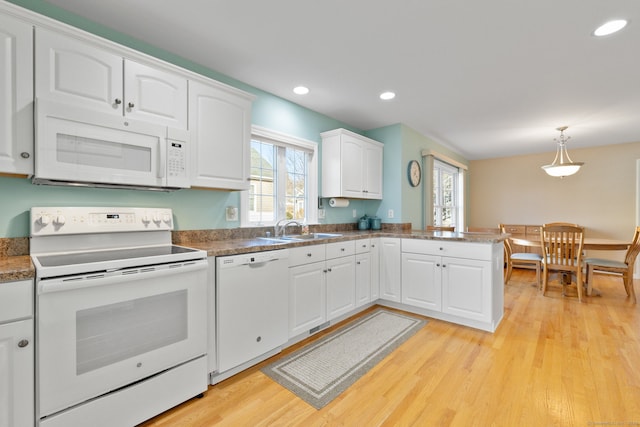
<box><xmin>468</xmin><ymin>141</ymin><xmax>640</xmax><ymax>259</ymax></box>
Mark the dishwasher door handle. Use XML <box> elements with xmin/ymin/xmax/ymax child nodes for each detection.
<box><xmin>247</xmin><ymin>258</ymin><xmax>280</xmax><ymax>268</ymax></box>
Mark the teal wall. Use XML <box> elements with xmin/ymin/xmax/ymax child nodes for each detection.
<box><xmin>365</xmin><ymin>124</ymin><xmax>469</xmax><ymax>230</ymax></box>
<box><xmin>1</xmin><ymin>0</ymin><xmax>385</xmax><ymax>237</ymax></box>
<box><xmin>2</xmin><ymin>1</ymin><xmax>467</xmax><ymax>238</ymax></box>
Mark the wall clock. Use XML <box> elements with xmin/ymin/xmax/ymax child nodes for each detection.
<box><xmin>408</xmin><ymin>160</ymin><xmax>421</xmax><ymax>187</ymax></box>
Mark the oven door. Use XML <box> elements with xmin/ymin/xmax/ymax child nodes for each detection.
<box><xmin>36</xmin><ymin>259</ymin><xmax>207</xmax><ymax>418</ymax></box>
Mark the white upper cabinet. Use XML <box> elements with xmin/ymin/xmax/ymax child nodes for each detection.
<box><xmin>35</xmin><ymin>27</ymin><xmax>187</xmax><ymax>129</ymax></box>
<box><xmin>188</xmin><ymin>80</ymin><xmax>252</xmax><ymax>190</ymax></box>
<box><xmin>321</xmin><ymin>128</ymin><xmax>383</xmax><ymax>199</ymax></box>
<box><xmin>123</xmin><ymin>60</ymin><xmax>187</xmax><ymax>129</ymax></box>
<box><xmin>0</xmin><ymin>13</ymin><xmax>33</xmax><ymax>176</ymax></box>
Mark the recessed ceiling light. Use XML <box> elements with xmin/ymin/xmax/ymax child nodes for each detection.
<box><xmin>380</xmin><ymin>91</ymin><xmax>396</xmax><ymax>101</ymax></box>
<box><xmin>293</xmin><ymin>86</ymin><xmax>309</xmax><ymax>95</ymax></box>
<box><xmin>593</xmin><ymin>19</ymin><xmax>628</xmax><ymax>36</ymax></box>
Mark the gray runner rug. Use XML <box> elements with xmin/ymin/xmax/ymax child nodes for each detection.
<box><xmin>261</xmin><ymin>308</ymin><xmax>426</xmax><ymax>409</ymax></box>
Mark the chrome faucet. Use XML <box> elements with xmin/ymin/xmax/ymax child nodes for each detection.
<box><xmin>275</xmin><ymin>219</ymin><xmax>302</xmax><ymax>237</ymax></box>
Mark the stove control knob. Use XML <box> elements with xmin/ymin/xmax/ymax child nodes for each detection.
<box><xmin>53</xmin><ymin>215</ymin><xmax>66</xmax><ymax>226</ymax></box>
<box><xmin>39</xmin><ymin>214</ymin><xmax>51</xmax><ymax>226</ymax></box>
<box><xmin>152</xmin><ymin>213</ymin><xmax>162</xmax><ymax>224</ymax></box>
<box><xmin>162</xmin><ymin>213</ymin><xmax>172</xmax><ymax>224</ymax></box>
<box><xmin>141</xmin><ymin>214</ymin><xmax>151</xmax><ymax>224</ymax></box>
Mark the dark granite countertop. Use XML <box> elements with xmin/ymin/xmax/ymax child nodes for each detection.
<box><xmin>0</xmin><ymin>230</ymin><xmax>507</xmax><ymax>283</ymax></box>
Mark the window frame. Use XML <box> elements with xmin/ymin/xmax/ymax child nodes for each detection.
<box><xmin>421</xmin><ymin>150</ymin><xmax>467</xmax><ymax>231</ymax></box>
<box><xmin>433</xmin><ymin>159</ymin><xmax>459</xmax><ymax>227</ymax></box>
<box><xmin>241</xmin><ymin>125</ymin><xmax>318</xmax><ymax>227</ymax></box>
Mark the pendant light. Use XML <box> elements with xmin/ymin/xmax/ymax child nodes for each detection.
<box><xmin>541</xmin><ymin>126</ymin><xmax>584</xmax><ymax>177</ymax></box>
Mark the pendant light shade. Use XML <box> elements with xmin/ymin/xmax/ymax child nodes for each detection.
<box><xmin>541</xmin><ymin>126</ymin><xmax>584</xmax><ymax>178</ymax></box>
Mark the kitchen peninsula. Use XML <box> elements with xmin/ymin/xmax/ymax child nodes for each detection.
<box><xmin>171</xmin><ymin>227</ymin><xmax>507</xmax><ymax>332</ymax></box>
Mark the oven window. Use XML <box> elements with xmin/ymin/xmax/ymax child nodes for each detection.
<box><xmin>76</xmin><ymin>290</ymin><xmax>188</xmax><ymax>375</ymax></box>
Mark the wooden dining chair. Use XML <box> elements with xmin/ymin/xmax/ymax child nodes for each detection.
<box><xmin>584</xmin><ymin>226</ymin><xmax>640</xmax><ymax>303</ymax></box>
<box><xmin>540</xmin><ymin>223</ymin><xmax>585</xmax><ymax>301</ymax></box>
<box><xmin>426</xmin><ymin>226</ymin><xmax>455</xmax><ymax>232</ymax></box>
<box><xmin>500</xmin><ymin>224</ymin><xmax>543</xmax><ymax>287</ymax></box>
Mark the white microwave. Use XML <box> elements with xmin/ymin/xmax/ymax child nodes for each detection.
<box><xmin>34</xmin><ymin>99</ymin><xmax>190</xmax><ymax>190</ymax></box>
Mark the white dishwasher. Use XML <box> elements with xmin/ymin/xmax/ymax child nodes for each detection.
<box><xmin>216</xmin><ymin>249</ymin><xmax>289</xmax><ymax>373</ymax></box>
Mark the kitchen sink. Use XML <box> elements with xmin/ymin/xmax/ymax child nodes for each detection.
<box><xmin>256</xmin><ymin>237</ymin><xmax>291</xmax><ymax>243</ymax></box>
<box><xmin>281</xmin><ymin>233</ymin><xmax>343</xmax><ymax>241</ymax></box>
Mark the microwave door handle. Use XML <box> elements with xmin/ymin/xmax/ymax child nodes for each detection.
<box><xmin>158</xmin><ymin>138</ymin><xmax>166</xmax><ymax>179</ymax></box>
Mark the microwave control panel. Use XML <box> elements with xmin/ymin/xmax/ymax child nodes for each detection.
<box><xmin>166</xmin><ymin>140</ymin><xmax>189</xmax><ymax>188</ymax></box>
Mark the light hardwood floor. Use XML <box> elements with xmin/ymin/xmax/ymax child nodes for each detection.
<box><xmin>140</xmin><ymin>270</ymin><xmax>640</xmax><ymax>426</ymax></box>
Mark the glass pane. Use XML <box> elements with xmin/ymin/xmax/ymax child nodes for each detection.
<box><xmin>249</xmin><ymin>140</ymin><xmax>277</xmax><ymax>224</ymax></box>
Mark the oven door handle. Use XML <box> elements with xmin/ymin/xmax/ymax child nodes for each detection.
<box><xmin>38</xmin><ymin>259</ymin><xmax>207</xmax><ymax>294</ymax></box>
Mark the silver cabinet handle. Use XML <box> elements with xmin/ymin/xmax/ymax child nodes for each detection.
<box><xmin>18</xmin><ymin>339</ymin><xmax>29</xmax><ymax>348</ymax></box>
<box><xmin>114</xmin><ymin>98</ymin><xmax>122</xmax><ymax>105</ymax></box>
<box><xmin>128</xmin><ymin>102</ymin><xmax>135</xmax><ymax>109</ymax></box>
<box><xmin>20</xmin><ymin>152</ymin><xmax>30</xmax><ymax>159</ymax></box>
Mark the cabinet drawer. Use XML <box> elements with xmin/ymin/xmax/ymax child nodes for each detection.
<box><xmin>288</xmin><ymin>244</ymin><xmax>326</xmax><ymax>267</ymax></box>
<box><xmin>402</xmin><ymin>239</ymin><xmax>493</xmax><ymax>261</ymax></box>
<box><xmin>525</xmin><ymin>226</ymin><xmax>542</xmax><ymax>236</ymax></box>
<box><xmin>326</xmin><ymin>240</ymin><xmax>356</xmax><ymax>259</ymax></box>
<box><xmin>355</xmin><ymin>238</ymin><xmax>371</xmax><ymax>254</ymax></box>
<box><xmin>502</xmin><ymin>225</ymin><xmax>525</xmax><ymax>235</ymax></box>
<box><xmin>0</xmin><ymin>280</ymin><xmax>33</xmax><ymax>323</ymax></box>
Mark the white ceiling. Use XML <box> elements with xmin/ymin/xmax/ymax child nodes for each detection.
<box><xmin>45</xmin><ymin>0</ymin><xmax>640</xmax><ymax>160</ymax></box>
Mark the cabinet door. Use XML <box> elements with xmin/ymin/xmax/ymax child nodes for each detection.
<box><xmin>326</xmin><ymin>256</ymin><xmax>355</xmax><ymax>320</ymax></box>
<box><xmin>441</xmin><ymin>257</ymin><xmax>491</xmax><ymax>322</ymax></box>
<box><xmin>355</xmin><ymin>253</ymin><xmax>371</xmax><ymax>307</ymax></box>
<box><xmin>189</xmin><ymin>80</ymin><xmax>251</xmax><ymax>190</ymax></box>
<box><xmin>363</xmin><ymin>141</ymin><xmax>383</xmax><ymax>199</ymax></box>
<box><xmin>35</xmin><ymin>28</ymin><xmax>122</xmax><ymax>114</ymax></box>
<box><xmin>0</xmin><ymin>14</ymin><xmax>33</xmax><ymax>175</ymax></box>
<box><xmin>379</xmin><ymin>238</ymin><xmax>401</xmax><ymax>302</ymax></box>
<box><xmin>124</xmin><ymin>60</ymin><xmax>187</xmax><ymax>129</ymax></box>
<box><xmin>288</xmin><ymin>262</ymin><xmax>326</xmax><ymax>338</ymax></box>
<box><xmin>401</xmin><ymin>253</ymin><xmax>442</xmax><ymax>311</ymax></box>
<box><xmin>0</xmin><ymin>319</ymin><xmax>34</xmax><ymax>427</ymax></box>
<box><xmin>340</xmin><ymin>135</ymin><xmax>364</xmax><ymax>198</ymax></box>
<box><xmin>370</xmin><ymin>238</ymin><xmax>380</xmax><ymax>300</ymax></box>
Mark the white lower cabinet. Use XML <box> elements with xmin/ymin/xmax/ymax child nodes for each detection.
<box><xmin>370</xmin><ymin>238</ymin><xmax>380</xmax><ymax>300</ymax></box>
<box><xmin>325</xmin><ymin>241</ymin><xmax>356</xmax><ymax>321</ymax></box>
<box><xmin>288</xmin><ymin>240</ymin><xmax>359</xmax><ymax>338</ymax></box>
<box><xmin>289</xmin><ymin>260</ymin><xmax>327</xmax><ymax>338</ymax></box>
<box><xmin>441</xmin><ymin>257</ymin><xmax>492</xmax><ymax>322</ymax></box>
<box><xmin>325</xmin><ymin>254</ymin><xmax>356</xmax><ymax>320</ymax></box>
<box><xmin>355</xmin><ymin>238</ymin><xmax>372</xmax><ymax>307</ymax></box>
<box><xmin>400</xmin><ymin>238</ymin><xmax>504</xmax><ymax>332</ymax></box>
<box><xmin>401</xmin><ymin>252</ymin><xmax>441</xmax><ymax>311</ymax></box>
<box><xmin>355</xmin><ymin>253</ymin><xmax>371</xmax><ymax>307</ymax></box>
<box><xmin>288</xmin><ymin>244</ymin><xmax>327</xmax><ymax>338</ymax></box>
<box><xmin>0</xmin><ymin>280</ymin><xmax>34</xmax><ymax>427</ymax></box>
<box><xmin>379</xmin><ymin>238</ymin><xmax>402</xmax><ymax>302</ymax></box>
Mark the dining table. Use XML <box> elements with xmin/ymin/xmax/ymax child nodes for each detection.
<box><xmin>510</xmin><ymin>237</ymin><xmax>630</xmax><ymax>251</ymax></box>
<box><xmin>508</xmin><ymin>236</ymin><xmax>630</xmax><ymax>296</ymax></box>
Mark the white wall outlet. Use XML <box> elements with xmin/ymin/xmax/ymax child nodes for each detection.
<box><xmin>225</xmin><ymin>206</ymin><xmax>238</xmax><ymax>221</ymax></box>
<box><xmin>387</xmin><ymin>209</ymin><xmax>394</xmax><ymax>218</ymax></box>
<box><xmin>352</xmin><ymin>209</ymin><xmax>357</xmax><ymax>218</ymax></box>
<box><xmin>318</xmin><ymin>208</ymin><xmax>326</xmax><ymax>219</ymax></box>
